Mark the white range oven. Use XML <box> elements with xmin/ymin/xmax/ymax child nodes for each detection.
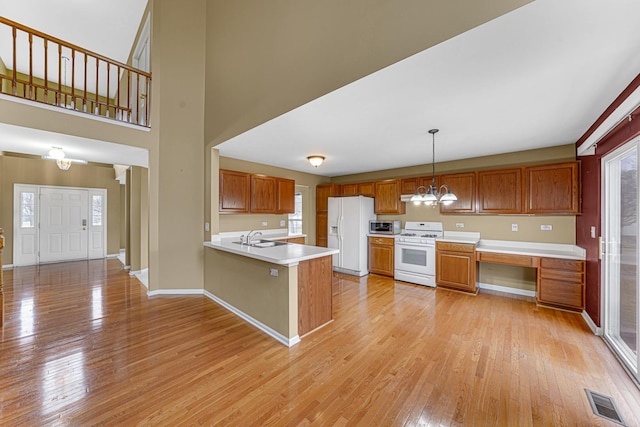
<box><xmin>394</xmin><ymin>221</ymin><xmax>443</xmax><ymax>287</ymax></box>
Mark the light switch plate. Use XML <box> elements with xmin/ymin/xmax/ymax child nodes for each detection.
<box><xmin>280</xmin><ymin>220</ymin><xmax>285</xmax><ymax>227</ymax></box>
<box><xmin>261</xmin><ymin>221</ymin><xmax>268</xmax><ymax>226</ymax></box>
<box><xmin>511</xmin><ymin>224</ymin><xmax>518</xmax><ymax>232</ymax></box>
<box><xmin>455</xmin><ymin>223</ymin><xmax>464</xmax><ymax>228</ymax></box>
<box><xmin>591</xmin><ymin>226</ymin><xmax>596</xmax><ymax>238</ymax></box>
<box><xmin>204</xmin><ymin>222</ymin><xmax>209</xmax><ymax>232</ymax></box>
<box><xmin>541</xmin><ymin>225</ymin><xmax>553</xmax><ymax>231</ymax></box>
<box><xmin>269</xmin><ymin>268</ymin><xmax>279</xmax><ymax>277</ymax></box>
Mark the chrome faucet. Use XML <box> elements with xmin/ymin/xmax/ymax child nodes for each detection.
<box><xmin>247</xmin><ymin>230</ymin><xmax>262</xmax><ymax>244</ymax></box>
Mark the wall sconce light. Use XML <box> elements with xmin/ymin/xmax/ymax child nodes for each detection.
<box><xmin>307</xmin><ymin>155</ymin><xmax>325</xmax><ymax>168</ymax></box>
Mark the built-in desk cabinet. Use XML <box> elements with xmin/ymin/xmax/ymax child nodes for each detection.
<box><xmin>368</xmin><ymin>236</ymin><xmax>394</xmax><ymax>277</ymax></box>
<box><xmin>537</xmin><ymin>257</ymin><xmax>585</xmax><ymax>311</ymax></box>
<box><xmin>436</xmin><ymin>242</ymin><xmax>477</xmax><ymax>293</ymax></box>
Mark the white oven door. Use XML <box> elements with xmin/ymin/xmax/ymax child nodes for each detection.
<box><xmin>395</xmin><ymin>243</ymin><xmax>435</xmax><ymax>275</ymax></box>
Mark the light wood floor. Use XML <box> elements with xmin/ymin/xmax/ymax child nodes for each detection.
<box><xmin>1</xmin><ymin>259</ymin><xmax>639</xmax><ymax>426</ymax></box>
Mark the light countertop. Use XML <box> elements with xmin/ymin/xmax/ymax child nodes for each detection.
<box><xmin>204</xmin><ymin>239</ymin><xmax>337</xmax><ymax>267</ymax></box>
<box><xmin>476</xmin><ymin>239</ymin><xmax>586</xmax><ymax>260</ymax></box>
<box><xmin>437</xmin><ymin>231</ymin><xmax>585</xmax><ymax>260</ymax></box>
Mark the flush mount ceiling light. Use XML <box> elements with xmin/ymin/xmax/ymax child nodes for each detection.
<box><xmin>410</xmin><ymin>129</ymin><xmax>458</xmax><ymax>207</ymax></box>
<box><xmin>307</xmin><ymin>155</ymin><xmax>325</xmax><ymax>168</ymax></box>
<box><xmin>48</xmin><ymin>146</ymin><xmax>65</xmax><ymax>159</ymax></box>
<box><xmin>42</xmin><ymin>146</ymin><xmax>87</xmax><ymax>171</ymax></box>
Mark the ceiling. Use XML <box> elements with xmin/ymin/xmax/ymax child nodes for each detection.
<box><xmin>216</xmin><ymin>0</ymin><xmax>640</xmax><ymax>177</ymax></box>
<box><xmin>1</xmin><ymin>0</ymin><xmax>640</xmax><ymax>174</ymax></box>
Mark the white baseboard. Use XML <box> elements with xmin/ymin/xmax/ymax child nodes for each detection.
<box><xmin>2</xmin><ymin>264</ymin><xmax>14</xmax><ymax>270</ymax></box>
<box><xmin>106</xmin><ymin>253</ymin><xmax>119</xmax><ymax>258</ymax></box>
<box><xmin>582</xmin><ymin>310</ymin><xmax>602</xmax><ymax>335</ymax></box>
<box><xmin>146</xmin><ymin>288</ymin><xmax>203</xmax><ymax>296</ymax></box>
<box><xmin>204</xmin><ymin>290</ymin><xmax>300</xmax><ymax>347</ymax></box>
<box><xmin>477</xmin><ymin>282</ymin><xmax>536</xmax><ymax>298</ymax></box>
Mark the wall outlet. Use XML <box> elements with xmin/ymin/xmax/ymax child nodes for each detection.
<box><xmin>541</xmin><ymin>225</ymin><xmax>553</xmax><ymax>231</ymax></box>
<box><xmin>511</xmin><ymin>224</ymin><xmax>518</xmax><ymax>232</ymax></box>
<box><xmin>280</xmin><ymin>220</ymin><xmax>285</xmax><ymax>227</ymax></box>
<box><xmin>269</xmin><ymin>268</ymin><xmax>279</xmax><ymax>277</ymax></box>
<box><xmin>261</xmin><ymin>221</ymin><xmax>268</xmax><ymax>226</ymax></box>
<box><xmin>204</xmin><ymin>222</ymin><xmax>209</xmax><ymax>232</ymax></box>
<box><xmin>591</xmin><ymin>226</ymin><xmax>596</xmax><ymax>238</ymax></box>
<box><xmin>455</xmin><ymin>223</ymin><xmax>464</xmax><ymax>228</ymax></box>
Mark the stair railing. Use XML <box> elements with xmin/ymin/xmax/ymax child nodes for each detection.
<box><xmin>0</xmin><ymin>16</ymin><xmax>151</xmax><ymax>127</ymax></box>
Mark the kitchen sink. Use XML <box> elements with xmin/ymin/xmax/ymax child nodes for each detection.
<box><xmin>232</xmin><ymin>239</ymin><xmax>289</xmax><ymax>248</ymax></box>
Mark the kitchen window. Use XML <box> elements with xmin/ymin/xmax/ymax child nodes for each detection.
<box><xmin>288</xmin><ymin>192</ymin><xmax>302</xmax><ymax>234</ymax></box>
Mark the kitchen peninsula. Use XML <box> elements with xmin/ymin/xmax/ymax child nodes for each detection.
<box><xmin>204</xmin><ymin>232</ymin><xmax>338</xmax><ymax>346</ymax></box>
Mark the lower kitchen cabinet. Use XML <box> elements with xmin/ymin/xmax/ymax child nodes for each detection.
<box><xmin>537</xmin><ymin>257</ymin><xmax>585</xmax><ymax>311</ymax></box>
<box><xmin>286</xmin><ymin>236</ymin><xmax>306</xmax><ymax>244</ymax></box>
<box><xmin>368</xmin><ymin>236</ymin><xmax>394</xmax><ymax>277</ymax></box>
<box><xmin>436</xmin><ymin>241</ymin><xmax>477</xmax><ymax>293</ymax></box>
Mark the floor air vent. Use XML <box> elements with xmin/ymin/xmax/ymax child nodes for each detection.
<box><xmin>585</xmin><ymin>389</ymin><xmax>626</xmax><ymax>426</ymax></box>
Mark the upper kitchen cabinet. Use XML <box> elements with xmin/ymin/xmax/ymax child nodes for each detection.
<box><xmin>316</xmin><ymin>184</ymin><xmax>340</xmax><ymax>213</ymax></box>
<box><xmin>374</xmin><ymin>179</ymin><xmax>405</xmax><ymax>214</ymax></box>
<box><xmin>219</xmin><ymin>169</ymin><xmax>250</xmax><ymax>213</ymax></box>
<box><xmin>340</xmin><ymin>183</ymin><xmax>359</xmax><ymax>196</ymax></box>
<box><xmin>316</xmin><ymin>184</ymin><xmax>340</xmax><ymax>247</ymax></box>
<box><xmin>250</xmin><ymin>174</ymin><xmax>277</xmax><ymax>213</ymax></box>
<box><xmin>276</xmin><ymin>178</ymin><xmax>295</xmax><ymax>214</ymax></box>
<box><xmin>478</xmin><ymin>168</ymin><xmax>523</xmax><ymax>214</ymax></box>
<box><xmin>525</xmin><ymin>162</ymin><xmax>580</xmax><ymax>214</ymax></box>
<box><xmin>400</xmin><ymin>177</ymin><xmax>419</xmax><ymax>195</ymax></box>
<box><xmin>358</xmin><ymin>182</ymin><xmax>375</xmax><ymax>197</ymax></box>
<box><xmin>439</xmin><ymin>172</ymin><xmax>476</xmax><ymax>214</ymax></box>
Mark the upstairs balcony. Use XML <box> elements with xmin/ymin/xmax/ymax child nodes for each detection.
<box><xmin>0</xmin><ymin>16</ymin><xmax>151</xmax><ymax>127</ymax></box>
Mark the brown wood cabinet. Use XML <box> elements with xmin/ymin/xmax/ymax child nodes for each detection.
<box><xmin>401</xmin><ymin>178</ymin><xmax>419</xmax><ymax>194</ymax></box>
<box><xmin>368</xmin><ymin>236</ymin><xmax>395</xmax><ymax>277</ymax></box>
<box><xmin>298</xmin><ymin>255</ymin><xmax>333</xmax><ymax>336</ymax></box>
<box><xmin>525</xmin><ymin>162</ymin><xmax>580</xmax><ymax>214</ymax></box>
<box><xmin>358</xmin><ymin>182</ymin><xmax>375</xmax><ymax>197</ymax></box>
<box><xmin>286</xmin><ymin>236</ymin><xmax>306</xmax><ymax>244</ymax></box>
<box><xmin>374</xmin><ymin>179</ymin><xmax>405</xmax><ymax>214</ymax></box>
<box><xmin>219</xmin><ymin>169</ymin><xmax>250</xmax><ymax>213</ymax></box>
<box><xmin>537</xmin><ymin>257</ymin><xmax>585</xmax><ymax>311</ymax></box>
<box><xmin>316</xmin><ymin>184</ymin><xmax>340</xmax><ymax>247</ymax></box>
<box><xmin>341</xmin><ymin>183</ymin><xmax>359</xmax><ymax>196</ymax></box>
<box><xmin>276</xmin><ymin>178</ymin><xmax>295</xmax><ymax>214</ymax></box>
<box><xmin>478</xmin><ymin>168</ymin><xmax>523</xmax><ymax>214</ymax></box>
<box><xmin>250</xmin><ymin>174</ymin><xmax>277</xmax><ymax>213</ymax></box>
<box><xmin>436</xmin><ymin>241</ymin><xmax>477</xmax><ymax>293</ymax></box>
<box><xmin>439</xmin><ymin>172</ymin><xmax>477</xmax><ymax>214</ymax></box>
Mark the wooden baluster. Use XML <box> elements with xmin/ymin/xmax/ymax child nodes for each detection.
<box><xmin>146</xmin><ymin>76</ymin><xmax>151</xmax><ymax>126</ymax></box>
<box><xmin>57</xmin><ymin>44</ymin><xmax>62</xmax><ymax>105</ymax></box>
<box><xmin>116</xmin><ymin>65</ymin><xmax>121</xmax><ymax>120</ymax></box>
<box><xmin>106</xmin><ymin>63</ymin><xmax>110</xmax><ymax>117</ymax></box>
<box><xmin>44</xmin><ymin>39</ymin><xmax>48</xmax><ymax>103</ymax></box>
<box><xmin>136</xmin><ymin>72</ymin><xmax>140</xmax><ymax>125</ymax></box>
<box><xmin>127</xmin><ymin>70</ymin><xmax>131</xmax><ymax>122</ymax></box>
<box><xmin>95</xmin><ymin>56</ymin><xmax>99</xmax><ymax>115</ymax></box>
<box><xmin>12</xmin><ymin>26</ymin><xmax>17</xmax><ymax>95</ymax></box>
<box><xmin>28</xmin><ymin>33</ymin><xmax>33</xmax><ymax>99</ymax></box>
<box><xmin>71</xmin><ymin>49</ymin><xmax>76</xmax><ymax>109</ymax></box>
<box><xmin>83</xmin><ymin>53</ymin><xmax>88</xmax><ymax>112</ymax></box>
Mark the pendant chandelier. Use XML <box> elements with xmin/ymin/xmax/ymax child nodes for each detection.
<box><xmin>410</xmin><ymin>129</ymin><xmax>457</xmax><ymax>206</ymax></box>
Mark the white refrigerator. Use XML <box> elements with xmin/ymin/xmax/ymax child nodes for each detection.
<box><xmin>328</xmin><ymin>196</ymin><xmax>376</xmax><ymax>276</ymax></box>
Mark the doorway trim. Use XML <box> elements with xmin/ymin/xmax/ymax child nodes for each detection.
<box><xmin>13</xmin><ymin>184</ymin><xmax>108</xmax><ymax>266</ymax></box>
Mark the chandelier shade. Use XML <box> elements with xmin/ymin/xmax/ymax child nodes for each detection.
<box><xmin>411</xmin><ymin>129</ymin><xmax>457</xmax><ymax>206</ymax></box>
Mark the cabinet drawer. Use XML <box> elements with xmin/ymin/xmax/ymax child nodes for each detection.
<box><xmin>477</xmin><ymin>252</ymin><xmax>536</xmax><ymax>267</ymax></box>
<box><xmin>540</xmin><ymin>257</ymin><xmax>584</xmax><ymax>272</ymax></box>
<box><xmin>369</xmin><ymin>236</ymin><xmax>394</xmax><ymax>246</ymax></box>
<box><xmin>436</xmin><ymin>242</ymin><xmax>475</xmax><ymax>253</ymax></box>
<box><xmin>538</xmin><ymin>278</ymin><xmax>584</xmax><ymax>310</ymax></box>
<box><xmin>540</xmin><ymin>268</ymin><xmax>583</xmax><ymax>284</ymax></box>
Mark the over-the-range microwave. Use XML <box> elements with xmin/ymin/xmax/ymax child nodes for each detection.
<box><xmin>369</xmin><ymin>220</ymin><xmax>402</xmax><ymax>235</ymax></box>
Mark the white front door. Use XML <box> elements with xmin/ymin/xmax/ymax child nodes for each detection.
<box><xmin>602</xmin><ymin>137</ymin><xmax>640</xmax><ymax>383</ymax></box>
<box><xmin>39</xmin><ymin>187</ymin><xmax>89</xmax><ymax>263</ymax></box>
